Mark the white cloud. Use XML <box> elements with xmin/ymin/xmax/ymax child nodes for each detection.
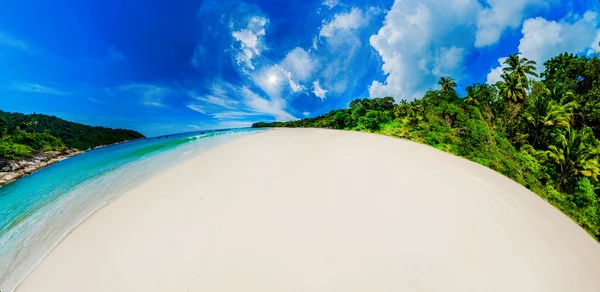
<box><xmin>231</xmin><ymin>16</ymin><xmax>268</xmax><ymax>71</ymax></box>
<box><xmin>187</xmin><ymin>104</ymin><xmax>206</xmax><ymax>114</ymax></box>
<box><xmin>590</xmin><ymin>31</ymin><xmax>600</xmax><ymax>55</ymax></box>
<box><xmin>312</xmin><ymin>35</ymin><xmax>319</xmax><ymax>50</ymax></box>
<box><xmin>191</xmin><ymin>94</ymin><xmax>240</xmax><ymax>109</ymax></box>
<box><xmin>518</xmin><ymin>12</ymin><xmax>600</xmax><ymax>68</ymax></box>
<box><xmin>475</xmin><ymin>0</ymin><xmax>548</xmax><ymax>47</ymax></box>
<box><xmin>303</xmin><ymin>111</ymin><xmax>310</xmax><ymax>116</ymax></box>
<box><xmin>317</xmin><ymin>7</ymin><xmax>377</xmax><ymax>95</ymax></box>
<box><xmin>187</xmin><ymin>80</ymin><xmax>295</xmax><ymax>122</ymax></box>
<box><xmin>189</xmin><ymin>83</ymin><xmax>241</xmax><ymax>109</ymax></box>
<box><xmin>10</xmin><ymin>82</ymin><xmax>70</xmax><ymax>96</ymax></box>
<box><xmin>322</xmin><ymin>0</ymin><xmax>339</xmax><ymax>9</ymax></box>
<box><xmin>484</xmin><ymin>11</ymin><xmax>600</xmax><ymax>84</ymax></box>
<box><xmin>486</xmin><ymin>57</ymin><xmax>507</xmax><ymax>84</ymax></box>
<box><xmin>252</xmin><ymin>65</ymin><xmax>285</xmax><ymax>98</ymax></box>
<box><xmin>280</xmin><ymin>48</ymin><xmax>316</xmax><ymax>81</ymax></box>
<box><xmin>241</xmin><ymin>87</ymin><xmax>296</xmax><ymax>121</ymax></box>
<box><xmin>117</xmin><ymin>83</ymin><xmax>171</xmax><ymax>107</ymax></box>
<box><xmin>278</xmin><ymin>66</ymin><xmax>306</xmax><ymax>93</ymax></box>
<box><xmin>213</xmin><ymin>111</ymin><xmax>262</xmax><ymax>119</ymax></box>
<box><xmin>251</xmin><ymin>47</ymin><xmax>317</xmax><ymax>97</ymax></box>
<box><xmin>143</xmin><ymin>101</ymin><xmax>165</xmax><ymax>107</ymax></box>
<box><xmin>312</xmin><ymin>80</ymin><xmax>328</xmax><ymax>100</ymax></box>
<box><xmin>431</xmin><ymin>46</ymin><xmax>465</xmax><ymax>77</ymax></box>
<box><xmin>319</xmin><ymin>8</ymin><xmax>366</xmax><ymax>38</ymax></box>
<box><xmin>368</xmin><ymin>0</ymin><xmax>479</xmax><ymax>100</ymax></box>
<box><xmin>217</xmin><ymin>121</ymin><xmax>254</xmax><ymax>129</ymax></box>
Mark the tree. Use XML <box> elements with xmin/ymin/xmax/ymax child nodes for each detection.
<box><xmin>438</xmin><ymin>77</ymin><xmax>457</xmax><ymax>93</ymax></box>
<box><xmin>503</xmin><ymin>54</ymin><xmax>539</xmax><ymax>100</ymax></box>
<box><xmin>500</xmin><ymin>73</ymin><xmax>525</xmax><ymax>103</ymax></box>
<box><xmin>0</xmin><ymin>116</ymin><xmax>6</xmax><ymax>140</ymax></box>
<box><xmin>523</xmin><ymin>92</ymin><xmax>576</xmax><ymax>148</ymax></box>
<box><xmin>547</xmin><ymin>128</ymin><xmax>600</xmax><ymax>190</ymax></box>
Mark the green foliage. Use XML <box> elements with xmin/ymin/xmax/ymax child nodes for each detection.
<box><xmin>0</xmin><ymin>111</ymin><xmax>145</xmax><ymax>160</ymax></box>
<box><xmin>253</xmin><ymin>52</ymin><xmax>600</xmax><ymax>240</ymax></box>
<box><xmin>0</xmin><ymin>116</ymin><xmax>7</xmax><ymax>139</ymax></box>
<box><xmin>0</xmin><ymin>142</ymin><xmax>32</xmax><ymax>160</ymax></box>
<box><xmin>0</xmin><ymin>111</ymin><xmax>144</xmax><ymax>151</ymax></box>
<box><xmin>7</xmin><ymin>130</ymin><xmax>65</xmax><ymax>152</ymax></box>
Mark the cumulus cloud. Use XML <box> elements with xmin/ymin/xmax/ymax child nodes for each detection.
<box><xmin>316</xmin><ymin>7</ymin><xmax>376</xmax><ymax>95</ymax></box>
<box><xmin>475</xmin><ymin>0</ymin><xmax>549</xmax><ymax>47</ymax></box>
<box><xmin>312</xmin><ymin>80</ymin><xmax>328</xmax><ymax>100</ymax></box>
<box><xmin>486</xmin><ymin>57</ymin><xmax>507</xmax><ymax>84</ymax></box>
<box><xmin>486</xmin><ymin>11</ymin><xmax>600</xmax><ymax>80</ymax></box>
<box><xmin>319</xmin><ymin>8</ymin><xmax>366</xmax><ymax>38</ymax></box>
<box><xmin>431</xmin><ymin>46</ymin><xmax>465</xmax><ymax>77</ymax></box>
<box><xmin>368</xmin><ymin>0</ymin><xmax>479</xmax><ymax>100</ymax></box>
<box><xmin>591</xmin><ymin>31</ymin><xmax>600</xmax><ymax>55</ymax></box>
<box><xmin>518</xmin><ymin>12</ymin><xmax>600</xmax><ymax>67</ymax></box>
<box><xmin>231</xmin><ymin>16</ymin><xmax>268</xmax><ymax>71</ymax></box>
<box><xmin>280</xmin><ymin>48</ymin><xmax>316</xmax><ymax>81</ymax></box>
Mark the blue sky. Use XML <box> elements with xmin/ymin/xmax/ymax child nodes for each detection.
<box><xmin>1</xmin><ymin>0</ymin><xmax>599</xmax><ymax>136</ymax></box>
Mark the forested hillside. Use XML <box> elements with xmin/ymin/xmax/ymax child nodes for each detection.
<box><xmin>254</xmin><ymin>53</ymin><xmax>600</xmax><ymax>240</ymax></box>
<box><xmin>0</xmin><ymin>111</ymin><xmax>144</xmax><ymax>160</ymax></box>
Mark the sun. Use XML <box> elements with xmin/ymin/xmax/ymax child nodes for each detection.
<box><xmin>266</xmin><ymin>73</ymin><xmax>279</xmax><ymax>85</ymax></box>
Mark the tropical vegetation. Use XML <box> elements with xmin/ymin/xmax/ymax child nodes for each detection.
<box><xmin>0</xmin><ymin>111</ymin><xmax>145</xmax><ymax>160</ymax></box>
<box><xmin>253</xmin><ymin>52</ymin><xmax>600</xmax><ymax>240</ymax></box>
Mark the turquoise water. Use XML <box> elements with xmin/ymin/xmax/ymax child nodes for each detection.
<box><xmin>0</xmin><ymin>128</ymin><xmax>263</xmax><ymax>291</ymax></box>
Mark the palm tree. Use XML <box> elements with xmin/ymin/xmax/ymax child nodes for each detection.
<box><xmin>546</xmin><ymin>84</ymin><xmax>574</xmax><ymax>104</ymax></box>
<box><xmin>438</xmin><ymin>77</ymin><xmax>457</xmax><ymax>93</ymax></box>
<box><xmin>502</xmin><ymin>54</ymin><xmax>538</xmax><ymax>100</ymax></box>
<box><xmin>523</xmin><ymin>92</ymin><xmax>577</xmax><ymax>148</ymax></box>
<box><xmin>547</xmin><ymin>128</ymin><xmax>600</xmax><ymax>190</ymax></box>
<box><xmin>500</xmin><ymin>73</ymin><xmax>525</xmax><ymax>103</ymax></box>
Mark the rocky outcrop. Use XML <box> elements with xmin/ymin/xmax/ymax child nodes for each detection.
<box><xmin>0</xmin><ymin>148</ymin><xmax>83</xmax><ymax>186</ymax></box>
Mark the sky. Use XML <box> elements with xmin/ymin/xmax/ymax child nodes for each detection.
<box><xmin>0</xmin><ymin>0</ymin><xmax>599</xmax><ymax>136</ymax></box>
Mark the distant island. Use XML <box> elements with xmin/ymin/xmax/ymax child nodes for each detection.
<box><xmin>254</xmin><ymin>53</ymin><xmax>600</xmax><ymax>240</ymax></box>
<box><xmin>0</xmin><ymin>111</ymin><xmax>145</xmax><ymax>185</ymax></box>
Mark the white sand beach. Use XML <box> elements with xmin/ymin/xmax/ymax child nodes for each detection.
<box><xmin>16</xmin><ymin>128</ymin><xmax>600</xmax><ymax>291</ymax></box>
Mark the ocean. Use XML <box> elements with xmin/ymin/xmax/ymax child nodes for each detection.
<box><xmin>0</xmin><ymin>128</ymin><xmax>263</xmax><ymax>291</ymax></box>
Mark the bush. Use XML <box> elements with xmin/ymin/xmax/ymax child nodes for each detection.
<box><xmin>0</xmin><ymin>142</ymin><xmax>32</xmax><ymax>160</ymax></box>
<box><xmin>7</xmin><ymin>130</ymin><xmax>64</xmax><ymax>151</ymax></box>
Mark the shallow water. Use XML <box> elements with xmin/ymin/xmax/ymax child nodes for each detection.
<box><xmin>0</xmin><ymin>128</ymin><xmax>263</xmax><ymax>291</ymax></box>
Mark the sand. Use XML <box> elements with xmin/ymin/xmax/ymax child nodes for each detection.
<box><xmin>16</xmin><ymin>128</ymin><xmax>600</xmax><ymax>291</ymax></box>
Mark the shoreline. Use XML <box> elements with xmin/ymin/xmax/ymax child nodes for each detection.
<box><xmin>0</xmin><ymin>138</ymin><xmax>145</xmax><ymax>187</ymax></box>
<box><xmin>0</xmin><ymin>148</ymin><xmax>83</xmax><ymax>186</ymax></box>
<box><xmin>15</xmin><ymin>128</ymin><xmax>600</xmax><ymax>292</ymax></box>
<box><xmin>1</xmin><ymin>130</ymin><xmax>261</xmax><ymax>292</ymax></box>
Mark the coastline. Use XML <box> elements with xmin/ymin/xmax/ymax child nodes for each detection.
<box><xmin>15</xmin><ymin>128</ymin><xmax>600</xmax><ymax>292</ymax></box>
<box><xmin>0</xmin><ymin>148</ymin><xmax>83</xmax><ymax>186</ymax></box>
<box><xmin>0</xmin><ymin>138</ymin><xmax>144</xmax><ymax>187</ymax></box>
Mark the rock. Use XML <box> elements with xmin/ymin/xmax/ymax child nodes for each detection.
<box><xmin>0</xmin><ymin>148</ymin><xmax>83</xmax><ymax>186</ymax></box>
